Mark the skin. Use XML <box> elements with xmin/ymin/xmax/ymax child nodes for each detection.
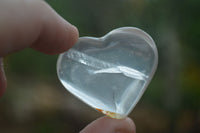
<box><xmin>0</xmin><ymin>0</ymin><xmax>136</xmax><ymax>133</ymax></box>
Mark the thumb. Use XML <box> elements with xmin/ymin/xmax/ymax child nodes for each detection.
<box><xmin>80</xmin><ymin>116</ymin><xmax>136</xmax><ymax>133</ymax></box>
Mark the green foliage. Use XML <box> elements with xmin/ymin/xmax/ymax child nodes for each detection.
<box><xmin>7</xmin><ymin>49</ymin><xmax>58</xmax><ymax>78</ymax></box>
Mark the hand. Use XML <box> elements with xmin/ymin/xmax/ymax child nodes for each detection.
<box><xmin>0</xmin><ymin>0</ymin><xmax>79</xmax><ymax>95</ymax></box>
<box><xmin>0</xmin><ymin>1</ymin><xmax>136</xmax><ymax>132</ymax></box>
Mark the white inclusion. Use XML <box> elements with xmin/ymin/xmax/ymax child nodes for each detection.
<box><xmin>65</xmin><ymin>49</ymin><xmax>114</xmax><ymax>69</ymax></box>
<box><xmin>65</xmin><ymin>49</ymin><xmax>148</xmax><ymax>80</ymax></box>
<box><xmin>94</xmin><ymin>66</ymin><xmax>148</xmax><ymax>80</ymax></box>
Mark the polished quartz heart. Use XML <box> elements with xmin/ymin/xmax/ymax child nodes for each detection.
<box><xmin>57</xmin><ymin>27</ymin><xmax>158</xmax><ymax>119</ymax></box>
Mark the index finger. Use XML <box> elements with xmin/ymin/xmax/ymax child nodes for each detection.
<box><xmin>0</xmin><ymin>0</ymin><xmax>79</xmax><ymax>57</ymax></box>
<box><xmin>0</xmin><ymin>0</ymin><xmax>78</xmax><ymax>97</ymax></box>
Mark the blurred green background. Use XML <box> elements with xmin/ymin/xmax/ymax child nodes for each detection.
<box><xmin>0</xmin><ymin>0</ymin><xmax>200</xmax><ymax>132</ymax></box>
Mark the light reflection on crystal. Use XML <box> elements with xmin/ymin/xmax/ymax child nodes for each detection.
<box><xmin>57</xmin><ymin>27</ymin><xmax>158</xmax><ymax>119</ymax></box>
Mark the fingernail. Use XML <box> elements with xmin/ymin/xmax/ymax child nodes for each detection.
<box><xmin>0</xmin><ymin>58</ymin><xmax>5</xmax><ymax>75</ymax></box>
<box><xmin>126</xmin><ymin>117</ymin><xmax>136</xmax><ymax>133</ymax></box>
<box><xmin>115</xmin><ymin>117</ymin><xmax>136</xmax><ymax>133</ymax></box>
<box><xmin>0</xmin><ymin>58</ymin><xmax>6</xmax><ymax>97</ymax></box>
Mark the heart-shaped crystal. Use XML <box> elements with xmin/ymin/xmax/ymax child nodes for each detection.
<box><xmin>57</xmin><ymin>27</ymin><xmax>158</xmax><ymax>119</ymax></box>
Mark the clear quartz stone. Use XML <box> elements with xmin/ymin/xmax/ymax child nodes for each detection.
<box><xmin>57</xmin><ymin>27</ymin><xmax>158</xmax><ymax>119</ymax></box>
